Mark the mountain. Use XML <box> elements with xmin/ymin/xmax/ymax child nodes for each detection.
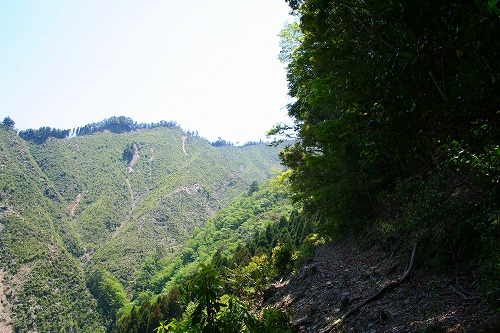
<box><xmin>0</xmin><ymin>125</ymin><xmax>104</xmax><ymax>332</ymax></box>
<box><xmin>0</xmin><ymin>124</ymin><xmax>283</xmax><ymax>331</ymax></box>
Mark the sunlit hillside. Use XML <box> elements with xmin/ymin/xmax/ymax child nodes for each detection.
<box><xmin>0</xmin><ymin>123</ymin><xmax>284</xmax><ymax>331</ymax></box>
<box><xmin>0</xmin><ymin>125</ymin><xmax>104</xmax><ymax>332</ymax></box>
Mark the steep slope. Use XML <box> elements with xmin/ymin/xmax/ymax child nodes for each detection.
<box><xmin>0</xmin><ymin>126</ymin><xmax>104</xmax><ymax>332</ymax></box>
<box><xmin>151</xmin><ymin>177</ymin><xmax>296</xmax><ymax>295</ymax></box>
<box><xmin>266</xmin><ymin>241</ymin><xmax>492</xmax><ymax>332</ymax></box>
<box><xmin>27</xmin><ymin>127</ymin><xmax>282</xmax><ymax>296</ymax></box>
<box><xmin>112</xmin><ymin>177</ymin><xmax>297</xmax><ymax>333</ymax></box>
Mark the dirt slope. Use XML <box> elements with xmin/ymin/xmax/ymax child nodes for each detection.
<box><xmin>265</xmin><ymin>241</ymin><xmax>495</xmax><ymax>332</ymax></box>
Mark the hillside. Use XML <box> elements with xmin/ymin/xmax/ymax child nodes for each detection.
<box><xmin>0</xmin><ymin>126</ymin><xmax>104</xmax><ymax>332</ymax></box>
<box><xmin>28</xmin><ymin>127</ymin><xmax>281</xmax><ymax>292</ymax></box>
<box><xmin>0</xmin><ymin>123</ymin><xmax>284</xmax><ymax>331</ymax></box>
<box><xmin>1</xmin><ymin>117</ymin><xmax>497</xmax><ymax>333</ymax></box>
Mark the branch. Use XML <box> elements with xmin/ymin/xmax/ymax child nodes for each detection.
<box><xmin>428</xmin><ymin>71</ymin><xmax>447</xmax><ymax>102</ymax></box>
<box><xmin>321</xmin><ymin>242</ymin><xmax>418</xmax><ymax>333</ymax></box>
<box><xmin>467</xmin><ymin>312</ymin><xmax>500</xmax><ymax>333</ymax></box>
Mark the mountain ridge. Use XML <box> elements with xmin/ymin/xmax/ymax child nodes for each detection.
<box><xmin>0</xmin><ymin>123</ymin><xmax>284</xmax><ymax>331</ymax></box>
<box><xmin>0</xmin><ymin>125</ymin><xmax>104</xmax><ymax>332</ymax></box>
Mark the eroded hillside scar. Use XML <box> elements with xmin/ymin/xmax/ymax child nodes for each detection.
<box><xmin>181</xmin><ymin>134</ymin><xmax>188</xmax><ymax>156</ymax></box>
<box><xmin>128</xmin><ymin>143</ymin><xmax>139</xmax><ymax>173</ymax></box>
<box><xmin>149</xmin><ymin>146</ymin><xmax>155</xmax><ymax>162</ymax></box>
<box><xmin>125</xmin><ymin>178</ymin><xmax>135</xmax><ymax>210</ymax></box>
<box><xmin>69</xmin><ymin>192</ymin><xmax>82</xmax><ymax>217</ymax></box>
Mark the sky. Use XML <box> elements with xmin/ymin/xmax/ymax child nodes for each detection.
<box><xmin>0</xmin><ymin>1</ymin><xmax>292</xmax><ymax>144</ymax></box>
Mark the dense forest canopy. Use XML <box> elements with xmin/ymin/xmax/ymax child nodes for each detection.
<box><xmin>273</xmin><ymin>0</ymin><xmax>499</xmax><ymax>234</ymax></box>
<box><xmin>10</xmin><ymin>115</ymin><xmax>262</xmax><ymax>147</ymax></box>
<box><xmin>16</xmin><ymin>116</ymin><xmax>179</xmax><ymax>144</ymax></box>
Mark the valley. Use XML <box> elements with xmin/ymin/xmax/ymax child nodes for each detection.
<box><xmin>0</xmin><ymin>124</ymin><xmax>284</xmax><ymax>332</ymax></box>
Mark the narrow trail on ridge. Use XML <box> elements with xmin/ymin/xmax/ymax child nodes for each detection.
<box><xmin>265</xmin><ymin>241</ymin><xmax>491</xmax><ymax>333</ymax></box>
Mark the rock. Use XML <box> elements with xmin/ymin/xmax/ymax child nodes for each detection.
<box><xmin>291</xmin><ymin>316</ymin><xmax>313</xmax><ymax>327</ymax></box>
<box><xmin>340</xmin><ymin>292</ymin><xmax>350</xmax><ymax>311</ymax></box>
<box><xmin>379</xmin><ymin>310</ymin><xmax>390</xmax><ymax>323</ymax></box>
<box><xmin>263</xmin><ymin>286</ymin><xmax>278</xmax><ymax>301</ymax></box>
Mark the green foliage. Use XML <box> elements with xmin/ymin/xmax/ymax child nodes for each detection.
<box><xmin>2</xmin><ymin>121</ymin><xmax>285</xmax><ymax>331</ymax></box>
<box><xmin>247</xmin><ymin>180</ymin><xmax>260</xmax><ymax>196</ymax></box>
<box><xmin>10</xmin><ymin>253</ymin><xmax>104</xmax><ymax>333</ymax></box>
<box><xmin>376</xmin><ymin>166</ymin><xmax>500</xmax><ymax>305</ymax></box>
<box><xmin>258</xmin><ymin>307</ymin><xmax>293</xmax><ymax>333</ymax></box>
<box><xmin>154</xmin><ymin>263</ymin><xmax>293</xmax><ymax>333</ymax></box>
<box><xmin>19</xmin><ymin>126</ymin><xmax>71</xmax><ymax>143</ymax></box>
<box><xmin>279</xmin><ymin>139</ymin><xmax>374</xmax><ymax>236</ymax></box>
<box><xmin>443</xmin><ymin>140</ymin><xmax>499</xmax><ymax>208</ymax></box>
<box><xmin>278</xmin><ymin>19</ymin><xmax>303</xmax><ymax>64</ymax></box>
<box><xmin>272</xmin><ymin>241</ymin><xmax>295</xmax><ymax>275</ymax></box>
<box><xmin>116</xmin><ymin>175</ymin><xmax>299</xmax><ymax>332</ymax></box>
<box><xmin>227</xmin><ymin>254</ymin><xmax>275</xmax><ymax>302</ymax></box>
<box><xmin>186</xmin><ymin>263</ymin><xmax>224</xmax><ymax>332</ymax></box>
<box><xmin>374</xmin><ymin>166</ymin><xmax>499</xmax><ymax>290</ymax></box>
<box><xmin>149</xmin><ymin>177</ymin><xmax>293</xmax><ymax>297</ymax></box>
<box><xmin>122</xmin><ymin>142</ymin><xmax>135</xmax><ymax>163</ymax></box>
<box><xmin>114</xmin><ymin>288</ymin><xmax>183</xmax><ymax>333</ymax></box>
<box><xmin>242</xmin><ymin>207</ymin><xmax>315</xmax><ymax>268</ymax></box>
<box><xmin>276</xmin><ymin>0</ymin><xmax>500</xmax><ymax>236</ymax></box>
<box><xmin>26</xmin><ymin>126</ymin><xmax>282</xmax><ymax>297</ymax></box>
<box><xmin>87</xmin><ymin>265</ymin><xmax>128</xmax><ymax>326</ymax></box>
<box><xmin>1</xmin><ymin>116</ymin><xmax>15</xmax><ymax>129</ymax></box>
<box><xmin>274</xmin><ymin>0</ymin><xmax>500</xmax><ymax>284</ymax></box>
<box><xmin>19</xmin><ymin>116</ymin><xmax>180</xmax><ymax>143</ymax></box>
<box><xmin>0</xmin><ymin>126</ymin><xmax>104</xmax><ymax>332</ymax></box>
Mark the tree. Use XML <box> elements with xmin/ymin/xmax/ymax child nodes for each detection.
<box><xmin>155</xmin><ymin>263</ymin><xmax>293</xmax><ymax>333</ymax></box>
<box><xmin>247</xmin><ymin>181</ymin><xmax>259</xmax><ymax>196</ymax></box>
<box><xmin>122</xmin><ymin>143</ymin><xmax>135</xmax><ymax>164</ymax></box>
<box><xmin>2</xmin><ymin>116</ymin><xmax>15</xmax><ymax>129</ymax></box>
<box><xmin>275</xmin><ymin>0</ymin><xmax>500</xmax><ymax>234</ymax></box>
<box><xmin>87</xmin><ymin>265</ymin><xmax>127</xmax><ymax>327</ymax></box>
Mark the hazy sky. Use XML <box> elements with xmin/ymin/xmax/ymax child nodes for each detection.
<box><xmin>0</xmin><ymin>1</ymin><xmax>292</xmax><ymax>143</ymax></box>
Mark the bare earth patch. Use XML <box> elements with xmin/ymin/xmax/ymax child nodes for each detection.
<box><xmin>68</xmin><ymin>192</ymin><xmax>82</xmax><ymax>217</ymax></box>
<box><xmin>265</xmin><ymin>241</ymin><xmax>495</xmax><ymax>332</ymax></box>
<box><xmin>181</xmin><ymin>135</ymin><xmax>188</xmax><ymax>156</ymax></box>
<box><xmin>128</xmin><ymin>143</ymin><xmax>140</xmax><ymax>173</ymax></box>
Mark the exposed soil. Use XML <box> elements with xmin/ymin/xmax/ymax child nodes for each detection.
<box><xmin>125</xmin><ymin>178</ymin><xmax>135</xmax><ymax>210</ymax></box>
<box><xmin>0</xmin><ymin>264</ymin><xmax>32</xmax><ymax>333</ymax></box>
<box><xmin>128</xmin><ymin>143</ymin><xmax>140</xmax><ymax>173</ymax></box>
<box><xmin>68</xmin><ymin>192</ymin><xmax>82</xmax><ymax>217</ymax></box>
<box><xmin>265</xmin><ymin>241</ymin><xmax>496</xmax><ymax>332</ymax></box>
<box><xmin>181</xmin><ymin>135</ymin><xmax>188</xmax><ymax>156</ymax></box>
<box><xmin>149</xmin><ymin>146</ymin><xmax>155</xmax><ymax>162</ymax></box>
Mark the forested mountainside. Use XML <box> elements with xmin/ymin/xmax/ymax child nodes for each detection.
<box><xmin>0</xmin><ymin>126</ymin><xmax>104</xmax><ymax>332</ymax></box>
<box><xmin>1</xmin><ymin>0</ymin><xmax>500</xmax><ymax>332</ymax></box>
<box><xmin>0</xmin><ymin>124</ymin><xmax>284</xmax><ymax>332</ymax></box>
<box><xmin>27</xmin><ymin>126</ymin><xmax>281</xmax><ymax>290</ymax></box>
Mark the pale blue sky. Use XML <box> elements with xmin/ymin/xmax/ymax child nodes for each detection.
<box><xmin>0</xmin><ymin>1</ymin><xmax>292</xmax><ymax>143</ymax></box>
